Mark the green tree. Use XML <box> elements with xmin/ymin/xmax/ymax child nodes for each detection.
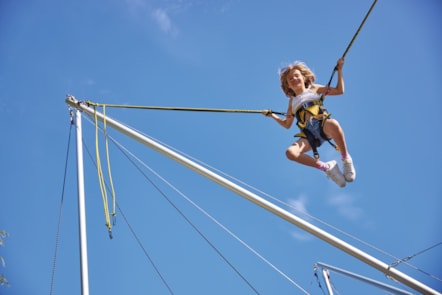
<box><xmin>0</xmin><ymin>230</ymin><xmax>10</xmax><ymax>287</ymax></box>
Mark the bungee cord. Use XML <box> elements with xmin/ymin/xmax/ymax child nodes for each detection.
<box><xmin>84</xmin><ymin>1</ymin><xmax>378</xmax><ymax>116</ymax></box>
<box><xmin>323</xmin><ymin>0</ymin><xmax>378</xmax><ymax>91</ymax></box>
<box><xmin>86</xmin><ymin>101</ymin><xmax>286</xmax><ymax>116</ymax></box>
<box><xmin>342</xmin><ymin>0</ymin><xmax>378</xmax><ymax>59</ymax></box>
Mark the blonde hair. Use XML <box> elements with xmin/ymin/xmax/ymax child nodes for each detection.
<box><xmin>279</xmin><ymin>61</ymin><xmax>316</xmax><ymax>98</ymax></box>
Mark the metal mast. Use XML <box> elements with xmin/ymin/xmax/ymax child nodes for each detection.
<box><xmin>66</xmin><ymin>95</ymin><xmax>440</xmax><ymax>295</ymax></box>
<box><xmin>74</xmin><ymin>109</ymin><xmax>90</xmax><ymax>295</ymax></box>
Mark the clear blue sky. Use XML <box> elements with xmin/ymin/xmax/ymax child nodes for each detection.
<box><xmin>1</xmin><ymin>0</ymin><xmax>441</xmax><ymax>294</ymax></box>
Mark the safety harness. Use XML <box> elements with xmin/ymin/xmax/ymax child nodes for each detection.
<box><xmin>294</xmin><ymin>97</ymin><xmax>338</xmax><ymax>159</ymax></box>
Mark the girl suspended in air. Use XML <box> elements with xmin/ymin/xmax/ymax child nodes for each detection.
<box><xmin>263</xmin><ymin>57</ymin><xmax>355</xmax><ymax>188</ymax></box>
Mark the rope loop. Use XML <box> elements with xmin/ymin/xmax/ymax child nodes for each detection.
<box><xmin>94</xmin><ymin>105</ymin><xmax>117</xmax><ymax>237</ymax></box>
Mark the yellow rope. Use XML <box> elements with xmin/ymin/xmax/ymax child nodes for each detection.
<box><xmin>103</xmin><ymin>105</ymin><xmax>117</xmax><ymax>223</ymax></box>
<box><xmin>94</xmin><ymin>106</ymin><xmax>112</xmax><ymax>235</ymax></box>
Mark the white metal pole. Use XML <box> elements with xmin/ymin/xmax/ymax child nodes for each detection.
<box><xmin>66</xmin><ymin>96</ymin><xmax>440</xmax><ymax>295</ymax></box>
<box><xmin>75</xmin><ymin>109</ymin><xmax>90</xmax><ymax>295</ymax></box>
<box><xmin>316</xmin><ymin>262</ymin><xmax>414</xmax><ymax>295</ymax></box>
<box><xmin>321</xmin><ymin>268</ymin><xmax>334</xmax><ymax>295</ymax></box>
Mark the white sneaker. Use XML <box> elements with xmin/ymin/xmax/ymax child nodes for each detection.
<box><xmin>342</xmin><ymin>158</ymin><xmax>356</xmax><ymax>182</ymax></box>
<box><xmin>325</xmin><ymin>160</ymin><xmax>346</xmax><ymax>188</ymax></box>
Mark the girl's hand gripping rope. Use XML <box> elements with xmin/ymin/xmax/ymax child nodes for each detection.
<box><xmin>262</xmin><ymin>109</ymin><xmax>273</xmax><ymax>117</ymax></box>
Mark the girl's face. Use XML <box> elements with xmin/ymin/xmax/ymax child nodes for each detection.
<box><xmin>287</xmin><ymin>69</ymin><xmax>304</xmax><ymax>90</ymax></box>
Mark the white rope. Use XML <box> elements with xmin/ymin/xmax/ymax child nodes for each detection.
<box><xmin>108</xmin><ymin>133</ymin><xmax>310</xmax><ymax>294</ymax></box>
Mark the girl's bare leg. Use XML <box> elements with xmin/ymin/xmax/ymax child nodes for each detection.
<box><xmin>322</xmin><ymin>118</ymin><xmax>348</xmax><ymax>156</ymax></box>
<box><xmin>286</xmin><ymin>138</ymin><xmax>318</xmax><ymax>167</ymax></box>
<box><xmin>323</xmin><ymin>118</ymin><xmax>356</xmax><ymax>182</ymax></box>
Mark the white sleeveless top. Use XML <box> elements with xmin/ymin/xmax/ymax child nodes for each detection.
<box><xmin>291</xmin><ymin>88</ymin><xmax>322</xmax><ymax>114</ymax></box>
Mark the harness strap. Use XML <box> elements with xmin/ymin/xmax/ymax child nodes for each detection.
<box><xmin>294</xmin><ymin>99</ymin><xmax>338</xmax><ymax>159</ymax></box>
<box><xmin>303</xmin><ymin>128</ymin><xmax>321</xmax><ymax>159</ymax></box>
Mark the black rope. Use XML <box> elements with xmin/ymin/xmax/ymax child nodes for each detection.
<box><xmin>85</xmin><ymin>101</ymin><xmax>286</xmax><ymax>116</ymax></box>
<box><xmin>117</xmin><ymin>202</ymin><xmax>176</xmax><ymax>295</ymax></box>
<box><xmin>324</xmin><ymin>0</ymin><xmax>378</xmax><ymax>89</ymax></box>
<box><xmin>81</xmin><ymin>136</ymin><xmax>176</xmax><ymax>294</ymax></box>
<box><xmin>342</xmin><ymin>0</ymin><xmax>378</xmax><ymax>59</ymax></box>
<box><xmin>112</xmin><ymin>135</ymin><xmax>261</xmax><ymax>295</ymax></box>
<box><xmin>390</xmin><ymin>242</ymin><xmax>442</xmax><ymax>282</ymax></box>
<box><xmin>312</xmin><ymin>267</ymin><xmax>326</xmax><ymax>295</ymax></box>
<box><xmin>49</xmin><ymin>113</ymin><xmax>74</xmax><ymax>295</ymax></box>
<box><xmin>76</xmin><ymin>1</ymin><xmax>377</xmax><ymax>120</ymax></box>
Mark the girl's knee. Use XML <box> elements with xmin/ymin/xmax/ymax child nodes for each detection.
<box><xmin>286</xmin><ymin>139</ymin><xmax>310</xmax><ymax>161</ymax></box>
<box><xmin>286</xmin><ymin>147</ymin><xmax>300</xmax><ymax>161</ymax></box>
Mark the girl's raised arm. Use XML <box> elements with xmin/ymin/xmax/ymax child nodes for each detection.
<box><xmin>317</xmin><ymin>57</ymin><xmax>345</xmax><ymax>96</ymax></box>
